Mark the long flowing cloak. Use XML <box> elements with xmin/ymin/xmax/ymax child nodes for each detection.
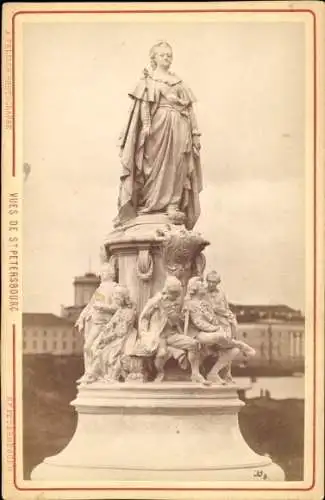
<box><xmin>116</xmin><ymin>74</ymin><xmax>203</xmax><ymax>229</ymax></box>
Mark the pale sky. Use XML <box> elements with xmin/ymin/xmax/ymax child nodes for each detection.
<box><xmin>22</xmin><ymin>20</ymin><xmax>306</xmax><ymax>315</ymax></box>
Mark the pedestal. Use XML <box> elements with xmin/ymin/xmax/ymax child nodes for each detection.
<box><xmin>104</xmin><ymin>214</ymin><xmax>209</xmax><ymax>313</ymax></box>
<box><xmin>31</xmin><ymin>382</ymin><xmax>285</xmax><ymax>481</ymax></box>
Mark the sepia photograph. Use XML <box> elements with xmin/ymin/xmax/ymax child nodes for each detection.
<box><xmin>2</xmin><ymin>2</ymin><xmax>324</xmax><ymax>500</ymax></box>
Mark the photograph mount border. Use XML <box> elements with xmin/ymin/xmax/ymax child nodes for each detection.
<box><xmin>8</xmin><ymin>6</ymin><xmax>318</xmax><ymax>493</ymax></box>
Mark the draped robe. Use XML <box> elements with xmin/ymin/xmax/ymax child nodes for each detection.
<box><xmin>116</xmin><ymin>72</ymin><xmax>203</xmax><ymax>229</ymax></box>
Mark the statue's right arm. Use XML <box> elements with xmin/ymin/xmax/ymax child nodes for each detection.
<box><xmin>118</xmin><ymin>99</ymin><xmax>137</xmax><ymax>151</ymax></box>
<box><xmin>77</xmin><ymin>287</ymin><xmax>114</xmax><ymax>331</ymax></box>
<box><xmin>139</xmin><ymin>98</ymin><xmax>151</xmax><ymax>135</ymax></box>
<box><xmin>75</xmin><ymin>308</ymin><xmax>88</xmax><ymax>333</ymax></box>
<box><xmin>118</xmin><ymin>77</ymin><xmax>146</xmax><ymax>150</ymax></box>
<box><xmin>75</xmin><ymin>290</ymin><xmax>98</xmax><ymax>331</ymax></box>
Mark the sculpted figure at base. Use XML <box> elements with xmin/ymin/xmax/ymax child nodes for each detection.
<box><xmin>75</xmin><ymin>263</ymin><xmax>134</xmax><ymax>384</ymax></box>
<box><xmin>184</xmin><ymin>277</ymin><xmax>255</xmax><ymax>385</ymax></box>
<box><xmin>136</xmin><ymin>276</ymin><xmax>207</xmax><ymax>384</ymax></box>
<box><xmin>204</xmin><ymin>271</ymin><xmax>256</xmax><ymax>381</ymax></box>
<box><xmin>115</xmin><ymin>41</ymin><xmax>202</xmax><ymax>229</ymax></box>
<box><xmin>89</xmin><ymin>286</ymin><xmax>137</xmax><ymax>383</ymax></box>
<box><xmin>205</xmin><ymin>270</ymin><xmax>238</xmax><ymax>381</ymax></box>
<box><xmin>205</xmin><ymin>271</ymin><xmax>238</xmax><ymax>337</ymax></box>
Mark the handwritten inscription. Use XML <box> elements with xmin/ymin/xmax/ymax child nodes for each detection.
<box><xmin>253</xmin><ymin>469</ymin><xmax>268</xmax><ymax>480</ymax></box>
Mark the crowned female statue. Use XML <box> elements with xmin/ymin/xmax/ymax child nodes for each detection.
<box><xmin>115</xmin><ymin>41</ymin><xmax>203</xmax><ymax>229</ymax></box>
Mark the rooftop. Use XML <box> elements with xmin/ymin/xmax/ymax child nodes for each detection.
<box><xmin>229</xmin><ymin>304</ymin><xmax>304</xmax><ymax>323</ymax></box>
<box><xmin>230</xmin><ymin>304</ymin><xmax>302</xmax><ymax>313</ymax></box>
<box><xmin>23</xmin><ymin>313</ymin><xmax>74</xmax><ymax>327</ymax></box>
<box><xmin>62</xmin><ymin>305</ymin><xmax>84</xmax><ymax>311</ymax></box>
<box><xmin>73</xmin><ymin>273</ymin><xmax>100</xmax><ymax>283</ymax></box>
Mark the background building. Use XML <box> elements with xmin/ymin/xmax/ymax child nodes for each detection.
<box><xmin>23</xmin><ymin>313</ymin><xmax>83</xmax><ymax>355</ymax></box>
<box><xmin>236</xmin><ymin>321</ymin><xmax>304</xmax><ymax>370</ymax></box>
<box><xmin>23</xmin><ymin>272</ymin><xmax>100</xmax><ymax>356</ymax></box>
<box><xmin>61</xmin><ymin>272</ymin><xmax>100</xmax><ymax>323</ymax></box>
<box><xmin>231</xmin><ymin>303</ymin><xmax>304</xmax><ymax>323</ymax></box>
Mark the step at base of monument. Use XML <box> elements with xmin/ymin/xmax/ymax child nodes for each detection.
<box><xmin>31</xmin><ymin>383</ymin><xmax>285</xmax><ymax>482</ymax></box>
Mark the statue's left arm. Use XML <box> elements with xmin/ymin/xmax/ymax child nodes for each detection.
<box><xmin>189</xmin><ymin>104</ymin><xmax>201</xmax><ymax>138</ymax></box>
<box><xmin>181</xmin><ymin>82</ymin><xmax>201</xmax><ymax>151</ymax></box>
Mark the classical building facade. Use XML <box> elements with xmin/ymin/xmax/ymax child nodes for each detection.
<box><xmin>23</xmin><ymin>313</ymin><xmax>82</xmax><ymax>355</ymax></box>
<box><xmin>233</xmin><ymin>304</ymin><xmax>304</xmax><ymax>368</ymax></box>
<box><xmin>23</xmin><ymin>272</ymin><xmax>100</xmax><ymax>355</ymax></box>
<box><xmin>236</xmin><ymin>321</ymin><xmax>304</xmax><ymax>368</ymax></box>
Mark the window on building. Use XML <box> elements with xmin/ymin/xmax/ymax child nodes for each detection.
<box><xmin>72</xmin><ymin>341</ymin><xmax>76</xmax><ymax>350</ymax></box>
<box><xmin>23</xmin><ymin>329</ymin><xmax>26</xmax><ymax>337</ymax></box>
<box><xmin>23</xmin><ymin>341</ymin><xmax>26</xmax><ymax>349</ymax></box>
<box><xmin>242</xmin><ymin>332</ymin><xmax>247</xmax><ymax>339</ymax></box>
<box><xmin>43</xmin><ymin>340</ymin><xmax>47</xmax><ymax>351</ymax></box>
<box><xmin>53</xmin><ymin>341</ymin><xmax>57</xmax><ymax>350</ymax></box>
<box><xmin>43</xmin><ymin>330</ymin><xmax>47</xmax><ymax>336</ymax></box>
<box><xmin>62</xmin><ymin>331</ymin><xmax>67</xmax><ymax>338</ymax></box>
<box><xmin>33</xmin><ymin>331</ymin><xmax>38</xmax><ymax>337</ymax></box>
<box><xmin>53</xmin><ymin>331</ymin><xmax>57</xmax><ymax>337</ymax></box>
<box><xmin>260</xmin><ymin>342</ymin><xmax>265</xmax><ymax>357</ymax></box>
<box><xmin>62</xmin><ymin>341</ymin><xmax>67</xmax><ymax>350</ymax></box>
<box><xmin>32</xmin><ymin>340</ymin><xmax>37</xmax><ymax>350</ymax></box>
<box><xmin>260</xmin><ymin>331</ymin><xmax>265</xmax><ymax>338</ymax></box>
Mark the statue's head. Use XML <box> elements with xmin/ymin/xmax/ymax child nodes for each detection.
<box><xmin>187</xmin><ymin>276</ymin><xmax>206</xmax><ymax>297</ymax></box>
<box><xmin>206</xmin><ymin>271</ymin><xmax>221</xmax><ymax>292</ymax></box>
<box><xmin>100</xmin><ymin>262</ymin><xmax>116</xmax><ymax>282</ymax></box>
<box><xmin>163</xmin><ymin>275</ymin><xmax>182</xmax><ymax>300</ymax></box>
<box><xmin>149</xmin><ymin>41</ymin><xmax>173</xmax><ymax>71</ymax></box>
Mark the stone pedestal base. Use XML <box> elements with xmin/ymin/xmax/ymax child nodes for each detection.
<box><xmin>104</xmin><ymin>214</ymin><xmax>209</xmax><ymax>313</ymax></box>
<box><xmin>31</xmin><ymin>383</ymin><xmax>285</xmax><ymax>482</ymax></box>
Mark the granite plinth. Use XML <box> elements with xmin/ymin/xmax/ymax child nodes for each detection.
<box><xmin>31</xmin><ymin>382</ymin><xmax>285</xmax><ymax>482</ymax></box>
